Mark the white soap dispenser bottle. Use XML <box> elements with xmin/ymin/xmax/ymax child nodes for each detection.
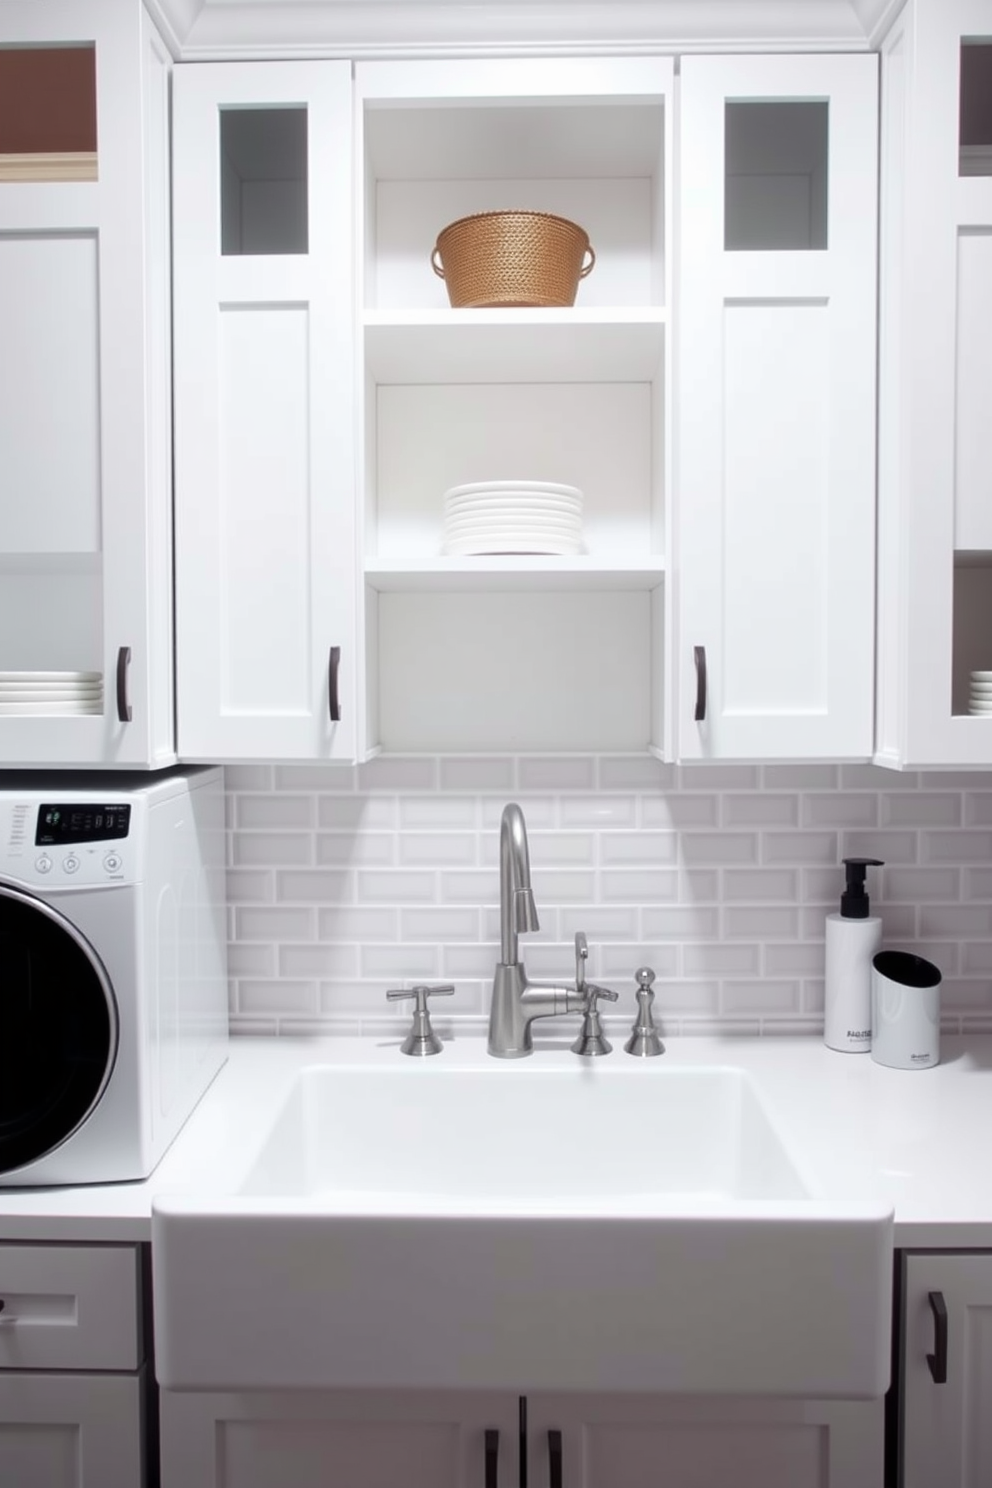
<box><xmin>824</xmin><ymin>856</ymin><xmax>884</xmax><ymax>1053</ymax></box>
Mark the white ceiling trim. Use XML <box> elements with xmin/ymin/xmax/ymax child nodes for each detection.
<box><xmin>154</xmin><ymin>0</ymin><xmax>881</xmax><ymax>59</ymax></box>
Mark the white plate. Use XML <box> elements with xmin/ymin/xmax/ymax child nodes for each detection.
<box><xmin>442</xmin><ymin>534</ymin><xmax>585</xmax><ymax>556</ymax></box>
<box><xmin>971</xmin><ymin>672</ymin><xmax>992</xmax><ymax>683</ymax></box>
<box><xmin>0</xmin><ymin>670</ymin><xmax>101</xmax><ymax>683</ymax></box>
<box><xmin>445</xmin><ymin>497</ymin><xmax>583</xmax><ymax>516</ymax></box>
<box><xmin>444</xmin><ymin>514</ymin><xmax>582</xmax><ymax>534</ymax></box>
<box><xmin>444</xmin><ymin>481</ymin><xmax>582</xmax><ymax>500</ymax></box>
<box><xmin>0</xmin><ymin>701</ymin><xmax>103</xmax><ymax>716</ymax></box>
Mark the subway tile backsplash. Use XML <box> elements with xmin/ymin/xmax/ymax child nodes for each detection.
<box><xmin>225</xmin><ymin>758</ymin><xmax>992</xmax><ymax>1039</ymax></box>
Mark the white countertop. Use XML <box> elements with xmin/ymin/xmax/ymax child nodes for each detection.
<box><xmin>2</xmin><ymin>1033</ymin><xmax>991</xmax><ymax>1247</ymax></box>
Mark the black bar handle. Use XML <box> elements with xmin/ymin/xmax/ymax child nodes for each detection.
<box><xmin>328</xmin><ymin>645</ymin><xmax>341</xmax><ymax>723</ymax></box>
<box><xmin>548</xmin><ymin>1429</ymin><xmax>563</xmax><ymax>1488</ymax></box>
<box><xmin>116</xmin><ymin>646</ymin><xmax>132</xmax><ymax>723</ymax></box>
<box><xmin>927</xmin><ymin>1290</ymin><xmax>948</xmax><ymax>1383</ymax></box>
<box><xmin>519</xmin><ymin>1396</ymin><xmax>527</xmax><ymax>1488</ymax></box>
<box><xmin>484</xmin><ymin>1429</ymin><xmax>499</xmax><ymax>1488</ymax></box>
<box><xmin>693</xmin><ymin>645</ymin><xmax>707</xmax><ymax>722</ymax></box>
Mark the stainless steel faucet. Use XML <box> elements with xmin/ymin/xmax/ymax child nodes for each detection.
<box><xmin>488</xmin><ymin>801</ymin><xmax>610</xmax><ymax>1058</ymax></box>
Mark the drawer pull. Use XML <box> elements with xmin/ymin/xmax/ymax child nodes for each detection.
<box><xmin>693</xmin><ymin>644</ymin><xmax>707</xmax><ymax>722</ymax></box>
<box><xmin>116</xmin><ymin>645</ymin><xmax>133</xmax><ymax>723</ymax></box>
<box><xmin>548</xmin><ymin>1429</ymin><xmax>563</xmax><ymax>1488</ymax></box>
<box><xmin>484</xmin><ymin>1428</ymin><xmax>499</xmax><ymax>1488</ymax></box>
<box><xmin>328</xmin><ymin>645</ymin><xmax>341</xmax><ymax>723</ymax></box>
<box><xmin>927</xmin><ymin>1290</ymin><xmax>948</xmax><ymax>1383</ymax></box>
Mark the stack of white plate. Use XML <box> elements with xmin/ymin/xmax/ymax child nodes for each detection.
<box><xmin>0</xmin><ymin>671</ymin><xmax>103</xmax><ymax>716</ymax></box>
<box><xmin>441</xmin><ymin>481</ymin><xmax>584</xmax><ymax>556</ymax></box>
<box><xmin>970</xmin><ymin>672</ymin><xmax>992</xmax><ymax>715</ymax></box>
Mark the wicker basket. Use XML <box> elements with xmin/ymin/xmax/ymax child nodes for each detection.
<box><xmin>431</xmin><ymin>210</ymin><xmax>596</xmax><ymax>308</ymax></box>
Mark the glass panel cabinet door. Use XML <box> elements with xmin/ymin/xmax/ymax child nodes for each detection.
<box><xmin>172</xmin><ymin>61</ymin><xmax>358</xmax><ymax>762</ymax></box>
<box><xmin>677</xmin><ymin>54</ymin><xmax>878</xmax><ymax>761</ymax></box>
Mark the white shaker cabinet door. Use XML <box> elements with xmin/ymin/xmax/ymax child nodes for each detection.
<box><xmin>173</xmin><ymin>61</ymin><xmax>358</xmax><ymax>762</ymax></box>
<box><xmin>0</xmin><ymin>1371</ymin><xmax>145</xmax><ymax>1488</ymax></box>
<box><xmin>676</xmin><ymin>55</ymin><xmax>878</xmax><ymax>760</ymax></box>
<box><xmin>900</xmin><ymin>1250</ymin><xmax>992</xmax><ymax>1487</ymax></box>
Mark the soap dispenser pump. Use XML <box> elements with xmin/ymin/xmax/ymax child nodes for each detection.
<box><xmin>824</xmin><ymin>856</ymin><xmax>884</xmax><ymax>1053</ymax></box>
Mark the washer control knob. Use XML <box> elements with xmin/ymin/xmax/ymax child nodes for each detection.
<box><xmin>63</xmin><ymin>854</ymin><xmax>80</xmax><ymax>874</ymax></box>
<box><xmin>35</xmin><ymin>854</ymin><xmax>52</xmax><ymax>874</ymax></box>
<box><xmin>103</xmin><ymin>852</ymin><xmax>122</xmax><ymax>874</ymax></box>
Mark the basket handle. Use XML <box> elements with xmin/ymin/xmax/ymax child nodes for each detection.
<box><xmin>430</xmin><ymin>246</ymin><xmax>446</xmax><ymax>280</ymax></box>
<box><xmin>579</xmin><ymin>244</ymin><xmax>596</xmax><ymax>278</ymax></box>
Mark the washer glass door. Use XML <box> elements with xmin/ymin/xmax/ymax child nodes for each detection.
<box><xmin>0</xmin><ymin>886</ymin><xmax>117</xmax><ymax>1173</ymax></box>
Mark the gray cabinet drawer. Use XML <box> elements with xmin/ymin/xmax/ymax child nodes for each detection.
<box><xmin>0</xmin><ymin>1244</ymin><xmax>142</xmax><ymax>1372</ymax></box>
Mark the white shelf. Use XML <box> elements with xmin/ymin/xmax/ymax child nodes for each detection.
<box><xmin>363</xmin><ymin>308</ymin><xmax>666</xmax><ymax>385</ymax></box>
<box><xmin>364</xmin><ymin>555</ymin><xmax>665</xmax><ymax>593</ymax></box>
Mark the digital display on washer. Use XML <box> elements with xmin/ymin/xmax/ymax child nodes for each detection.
<box><xmin>35</xmin><ymin>804</ymin><xmax>132</xmax><ymax>845</ymax></box>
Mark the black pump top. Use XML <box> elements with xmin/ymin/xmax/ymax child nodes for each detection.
<box><xmin>840</xmin><ymin>856</ymin><xmax>884</xmax><ymax>918</ymax></box>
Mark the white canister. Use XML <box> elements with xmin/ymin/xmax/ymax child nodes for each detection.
<box><xmin>870</xmin><ymin>950</ymin><xmax>942</xmax><ymax>1069</ymax></box>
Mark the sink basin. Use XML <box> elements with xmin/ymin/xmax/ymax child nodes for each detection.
<box><xmin>153</xmin><ymin>1058</ymin><xmax>893</xmax><ymax>1398</ymax></box>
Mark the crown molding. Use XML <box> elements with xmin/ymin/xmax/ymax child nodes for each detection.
<box><xmin>153</xmin><ymin>0</ymin><xmax>877</xmax><ymax>60</ymax></box>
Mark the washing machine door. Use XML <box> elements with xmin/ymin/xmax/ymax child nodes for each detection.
<box><xmin>0</xmin><ymin>884</ymin><xmax>118</xmax><ymax>1174</ymax></box>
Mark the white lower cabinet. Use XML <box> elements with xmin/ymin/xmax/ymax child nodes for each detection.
<box><xmin>160</xmin><ymin>1388</ymin><xmax>882</xmax><ymax>1488</ymax></box>
<box><xmin>0</xmin><ymin>1242</ymin><xmax>148</xmax><ymax>1488</ymax></box>
<box><xmin>898</xmin><ymin>1250</ymin><xmax>992</xmax><ymax>1487</ymax></box>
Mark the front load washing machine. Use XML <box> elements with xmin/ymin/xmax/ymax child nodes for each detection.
<box><xmin>0</xmin><ymin>766</ymin><xmax>228</xmax><ymax>1185</ymax></box>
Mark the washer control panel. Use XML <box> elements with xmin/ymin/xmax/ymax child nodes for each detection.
<box><xmin>36</xmin><ymin>803</ymin><xmax>131</xmax><ymax>846</ymax></box>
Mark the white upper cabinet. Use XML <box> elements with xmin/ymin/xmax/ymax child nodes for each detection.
<box><xmin>677</xmin><ymin>54</ymin><xmax>879</xmax><ymax>761</ymax></box>
<box><xmin>172</xmin><ymin>61</ymin><xmax>358</xmax><ymax>762</ymax></box>
<box><xmin>0</xmin><ymin>0</ymin><xmax>175</xmax><ymax>767</ymax></box>
<box><xmin>355</xmin><ymin>58</ymin><xmax>673</xmax><ymax>756</ymax></box>
<box><xmin>876</xmin><ymin>0</ymin><xmax>992</xmax><ymax>767</ymax></box>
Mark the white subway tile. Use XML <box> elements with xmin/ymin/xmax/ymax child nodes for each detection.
<box><xmin>235</xmin><ymin>906</ymin><xmax>315</xmax><ymax>941</ymax></box>
<box><xmin>530</xmin><ymin>869</ymin><xmax>598</xmax><ymax>902</ymax></box>
<box><xmin>277</xmin><ymin>869</ymin><xmax>352</xmax><ymax>903</ymax></box>
<box><xmin>643</xmin><ymin>795</ymin><xmax>720</xmax><ymax>829</ymax></box>
<box><xmin>840</xmin><ymin>764</ymin><xmax>920</xmax><ymax>789</ymax></box>
<box><xmin>318</xmin><ymin>980</ymin><xmax>395</xmax><ymax>1015</ymax></box>
<box><xmin>759</xmin><ymin>1017</ymin><xmax>820</xmax><ymax>1036</ymax></box>
<box><xmin>227</xmin><ymin>943</ymin><xmax>276</xmax><ymax>977</ymax></box>
<box><xmin>801</xmin><ymin>867</ymin><xmax>842</xmax><ymax>904</ymax></box>
<box><xmin>679</xmin><ymin>869</ymin><xmax>721</xmax><ymax>903</ymax></box>
<box><xmin>600</xmin><ymin>831</ymin><xmax>678</xmax><ymax>866</ymax></box>
<box><xmin>318</xmin><ymin>906</ymin><xmax>399</xmax><ymax>941</ymax></box>
<box><xmin>233</xmin><ymin>833</ymin><xmax>312</xmax><ymax>867</ymax></box>
<box><xmin>518</xmin><ymin>757</ymin><xmax>596</xmax><ymax>791</ymax></box>
<box><xmin>481</xmin><ymin>797</ymin><xmax>556</xmax><ymax>830</ymax></box>
<box><xmin>683</xmin><ymin>1017</ymin><xmax>764</xmax><ymax>1036</ymax></box>
<box><xmin>920</xmin><ymin>905</ymin><xmax>992</xmax><ymax>937</ymax></box>
<box><xmin>682</xmin><ymin>832</ymin><xmax>759</xmax><ymax>865</ymax></box>
<box><xmin>527</xmin><ymin>831</ymin><xmax>597</xmax><ymax>866</ymax></box>
<box><xmin>598</xmin><ymin>756</ymin><xmax>677</xmax><ymax>790</ymax></box>
<box><xmin>764</xmin><ymin>942</ymin><xmax>823</xmax><ymax>976</ymax></box>
<box><xmin>226</xmin><ymin>869</ymin><xmax>274</xmax><ymax>903</ymax></box>
<box><xmin>224</xmin><ymin>765</ymin><xmax>274</xmax><ymax>792</ymax></box>
<box><xmin>802</xmin><ymin>981</ymin><xmax>825</xmax><ymax>1014</ymax></box>
<box><xmin>561</xmin><ymin>795</ymin><xmax>637</xmax><ymax>828</ymax></box>
<box><xmin>962</xmin><ymin>943</ymin><xmax>992</xmax><ymax>974</ymax></box>
<box><xmin>442</xmin><ymin>869</ymin><xmax>499</xmax><ymax>905</ymax></box>
<box><xmin>965</xmin><ymin>868</ymin><xmax>992</xmax><ymax>900</ymax></box>
<box><xmin>803</xmin><ymin>793</ymin><xmax>878</xmax><ymax>828</ymax></box>
<box><xmin>762</xmin><ymin>832</ymin><xmax>838</xmax><ymax>865</ymax></box>
<box><xmin>281</xmin><ymin>944</ymin><xmax>361</xmax><ymax>978</ymax></box>
<box><xmin>763</xmin><ymin>764</ymin><xmax>838</xmax><ymax>790</ymax></box>
<box><xmin>678</xmin><ymin>765</ymin><xmax>760</xmax><ymax>790</ymax></box>
<box><xmin>238</xmin><ymin>980</ymin><xmax>317</xmax><ymax>1015</ymax></box>
<box><xmin>938</xmin><ymin>980</ymin><xmax>992</xmax><ymax>1012</ymax></box>
<box><xmin>525</xmin><ymin>942</ymin><xmax>592</xmax><ymax>978</ymax></box>
<box><xmin>599</xmin><ymin>869</ymin><xmax>679</xmax><ymax>903</ymax></box>
<box><xmin>229</xmin><ymin>1015</ymin><xmax>279</xmax><ymax>1036</ymax></box>
<box><xmin>842</xmin><ymin>830</ymin><xmax>918</xmax><ymax>864</ymax></box>
<box><xmin>357</xmin><ymin>757</ymin><xmax>438</xmax><ymax>792</ymax></box>
<box><xmin>684</xmin><ymin>942</ymin><xmax>761</xmax><ymax>975</ymax></box>
<box><xmin>484</xmin><ymin>906</ymin><xmax>561</xmax><ymax>942</ymax></box>
<box><xmin>318</xmin><ymin>796</ymin><xmax>397</xmax><ymax>830</ymax></box>
<box><xmin>722</xmin><ymin>982</ymin><xmax>801</xmax><ymax>1015</ymax></box>
<box><xmin>722</xmin><ymin>868</ymin><xmax>799</xmax><ymax>901</ymax></box>
<box><xmin>657</xmin><ymin>981</ymin><xmax>721</xmax><ymax>1014</ymax></box>
<box><xmin>398</xmin><ymin>833</ymin><xmax>478</xmax><ymax>867</ymax></box>
<box><xmin>317</xmin><ymin>833</ymin><xmax>396</xmax><ymax>867</ymax></box>
<box><xmin>360</xmin><ymin>944</ymin><xmax>441</xmax><ymax>979</ymax></box>
<box><xmin>642</xmin><ymin>905</ymin><xmax>721</xmax><ymax>940</ymax></box>
<box><xmin>442</xmin><ymin>944</ymin><xmax>500</xmax><ymax>979</ymax></box>
<box><xmin>878</xmin><ymin>906</ymin><xmax>918</xmax><ymax>939</ymax></box>
<box><xmin>884</xmin><ymin>867</ymin><xmax>961</xmax><ymax>901</ymax></box>
<box><xmin>275</xmin><ymin>764</ymin><xmax>357</xmax><ymax>791</ymax></box>
<box><xmin>399</xmin><ymin>796</ymin><xmax>478</xmax><ymax>829</ymax></box>
<box><xmin>966</xmin><ymin>793</ymin><xmax>992</xmax><ymax>826</ymax></box>
<box><xmin>401</xmin><ymin>908</ymin><xmax>481</xmax><ymax>941</ymax></box>
<box><xmin>558</xmin><ymin>907</ymin><xmax>640</xmax><ymax>941</ymax></box>
<box><xmin>599</xmin><ymin>945</ymin><xmax>680</xmax><ymax>980</ymax></box>
<box><xmin>357</xmin><ymin>869</ymin><xmax>437</xmax><ymax>903</ymax></box>
<box><xmin>724</xmin><ymin>906</ymin><xmax>800</xmax><ymax>939</ymax></box>
<box><xmin>237</xmin><ymin>794</ymin><xmax>315</xmax><ymax>830</ymax></box>
<box><xmin>724</xmin><ymin>794</ymin><xmax>799</xmax><ymax>827</ymax></box>
<box><xmin>924</xmin><ymin>830</ymin><xmax>992</xmax><ymax>863</ymax></box>
<box><xmin>440</xmin><ymin>757</ymin><xmax>516</xmax><ymax>792</ymax></box>
<box><xmin>884</xmin><ymin>793</ymin><xmax>962</xmax><ymax>827</ymax></box>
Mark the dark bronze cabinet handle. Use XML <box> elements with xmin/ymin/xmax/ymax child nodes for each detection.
<box><xmin>927</xmin><ymin>1290</ymin><xmax>948</xmax><ymax>1383</ymax></box>
<box><xmin>328</xmin><ymin>645</ymin><xmax>341</xmax><ymax>723</ymax></box>
<box><xmin>693</xmin><ymin>644</ymin><xmax>707</xmax><ymax>722</ymax></box>
<box><xmin>548</xmin><ymin>1430</ymin><xmax>563</xmax><ymax>1488</ymax></box>
<box><xmin>116</xmin><ymin>646</ymin><xmax>132</xmax><ymax>723</ymax></box>
<box><xmin>484</xmin><ymin>1429</ymin><xmax>499</xmax><ymax>1488</ymax></box>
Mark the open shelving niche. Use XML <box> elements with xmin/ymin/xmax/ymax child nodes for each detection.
<box><xmin>355</xmin><ymin>58</ymin><xmax>673</xmax><ymax>756</ymax></box>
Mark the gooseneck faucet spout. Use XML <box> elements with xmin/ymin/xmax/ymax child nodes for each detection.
<box><xmin>488</xmin><ymin>802</ymin><xmax>597</xmax><ymax>1058</ymax></box>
